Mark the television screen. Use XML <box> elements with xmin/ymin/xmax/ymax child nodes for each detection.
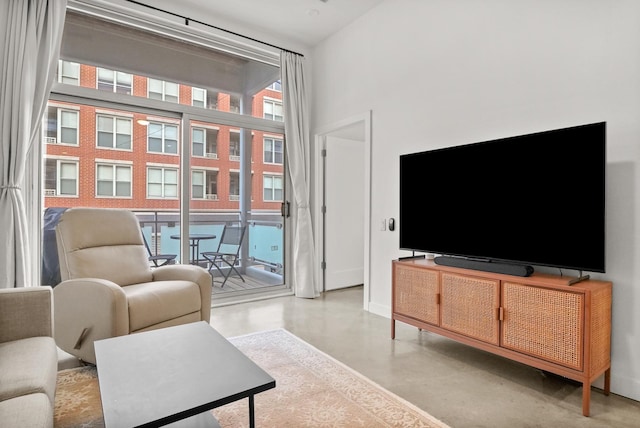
<box><xmin>399</xmin><ymin>122</ymin><xmax>606</xmax><ymax>273</ymax></box>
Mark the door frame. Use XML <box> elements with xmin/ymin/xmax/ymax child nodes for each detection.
<box><xmin>313</xmin><ymin>111</ymin><xmax>372</xmax><ymax>310</ymax></box>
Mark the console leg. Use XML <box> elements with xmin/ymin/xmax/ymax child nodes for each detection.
<box><xmin>582</xmin><ymin>383</ymin><xmax>591</xmax><ymax>417</ymax></box>
<box><xmin>391</xmin><ymin>319</ymin><xmax>396</xmax><ymax>339</ymax></box>
<box><xmin>604</xmin><ymin>368</ymin><xmax>611</xmax><ymax>396</ymax></box>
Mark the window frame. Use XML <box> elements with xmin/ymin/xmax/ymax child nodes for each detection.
<box><xmin>147</xmin><ymin>121</ymin><xmax>179</xmax><ymax>155</ymax></box>
<box><xmin>263</xmin><ymin>136</ymin><xmax>284</xmax><ymax>165</ymax></box>
<box><xmin>95</xmin><ymin>162</ymin><xmax>133</xmax><ymax>198</ymax></box>
<box><xmin>263</xmin><ymin>173</ymin><xmax>283</xmax><ymax>202</ymax></box>
<box><xmin>97</xmin><ymin>67</ymin><xmax>133</xmax><ymax>94</ymax></box>
<box><xmin>58</xmin><ymin>60</ymin><xmax>80</xmax><ymax>85</ymax></box>
<box><xmin>44</xmin><ymin>157</ymin><xmax>79</xmax><ymax>197</ymax></box>
<box><xmin>147</xmin><ymin>166</ymin><xmax>179</xmax><ymax>199</ymax></box>
<box><xmin>148</xmin><ymin>78</ymin><xmax>179</xmax><ymax>103</ymax></box>
<box><xmin>96</xmin><ymin>114</ymin><xmax>133</xmax><ymax>150</ymax></box>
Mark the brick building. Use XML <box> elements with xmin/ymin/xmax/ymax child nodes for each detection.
<box><xmin>44</xmin><ymin>62</ymin><xmax>284</xmax><ymax>213</ymax></box>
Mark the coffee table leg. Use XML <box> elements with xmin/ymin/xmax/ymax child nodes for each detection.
<box><xmin>249</xmin><ymin>395</ymin><xmax>255</xmax><ymax>428</ymax></box>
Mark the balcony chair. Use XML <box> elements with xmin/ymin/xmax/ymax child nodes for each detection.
<box><xmin>142</xmin><ymin>231</ymin><xmax>177</xmax><ymax>267</ymax></box>
<box><xmin>201</xmin><ymin>225</ymin><xmax>247</xmax><ymax>288</ymax></box>
<box><xmin>53</xmin><ymin>207</ymin><xmax>212</xmax><ymax>364</ymax></box>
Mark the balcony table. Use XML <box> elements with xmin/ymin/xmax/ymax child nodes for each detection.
<box><xmin>170</xmin><ymin>233</ymin><xmax>216</xmax><ymax>265</ymax></box>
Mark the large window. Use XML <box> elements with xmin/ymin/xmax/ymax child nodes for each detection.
<box><xmin>97</xmin><ymin>115</ymin><xmax>132</xmax><ymax>149</ymax></box>
<box><xmin>44</xmin><ymin>158</ymin><xmax>78</xmax><ymax>196</ymax></box>
<box><xmin>43</xmin><ymin>7</ymin><xmax>288</xmax><ymax>292</ymax></box>
<box><xmin>148</xmin><ymin>122</ymin><xmax>178</xmax><ymax>154</ymax></box>
<box><xmin>96</xmin><ymin>163</ymin><xmax>132</xmax><ymax>197</ymax></box>
<box><xmin>147</xmin><ymin>167</ymin><xmax>178</xmax><ymax>198</ymax></box>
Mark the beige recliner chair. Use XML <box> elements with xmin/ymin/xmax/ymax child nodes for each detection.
<box><xmin>54</xmin><ymin>207</ymin><xmax>212</xmax><ymax>364</ymax></box>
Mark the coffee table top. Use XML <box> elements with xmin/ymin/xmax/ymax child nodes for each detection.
<box><xmin>95</xmin><ymin>321</ymin><xmax>275</xmax><ymax>427</ymax></box>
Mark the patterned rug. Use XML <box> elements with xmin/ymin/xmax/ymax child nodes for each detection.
<box><xmin>54</xmin><ymin>328</ymin><xmax>449</xmax><ymax>427</ymax></box>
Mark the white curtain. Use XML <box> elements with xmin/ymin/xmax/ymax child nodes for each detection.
<box><xmin>280</xmin><ymin>51</ymin><xmax>319</xmax><ymax>298</ymax></box>
<box><xmin>0</xmin><ymin>0</ymin><xmax>67</xmax><ymax>288</ymax></box>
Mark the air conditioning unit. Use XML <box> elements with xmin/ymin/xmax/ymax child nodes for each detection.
<box><xmin>44</xmin><ymin>189</ymin><xmax>56</xmax><ymax>196</ymax></box>
<box><xmin>205</xmin><ymin>153</ymin><xmax>218</xmax><ymax>159</ymax></box>
<box><xmin>229</xmin><ymin>155</ymin><xmax>240</xmax><ymax>162</ymax></box>
<box><xmin>205</xmin><ymin>194</ymin><xmax>218</xmax><ymax>200</ymax></box>
<box><xmin>45</xmin><ymin>137</ymin><xmax>57</xmax><ymax>144</ymax></box>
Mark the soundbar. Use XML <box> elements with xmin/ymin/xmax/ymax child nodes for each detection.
<box><xmin>434</xmin><ymin>256</ymin><xmax>534</xmax><ymax>277</ymax></box>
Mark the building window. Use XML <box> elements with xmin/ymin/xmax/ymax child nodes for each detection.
<box><xmin>229</xmin><ymin>172</ymin><xmax>240</xmax><ymax>201</ymax></box>
<box><xmin>148</xmin><ymin>122</ymin><xmax>178</xmax><ymax>154</ymax></box>
<box><xmin>147</xmin><ymin>167</ymin><xmax>178</xmax><ymax>198</ymax></box>
<box><xmin>44</xmin><ymin>159</ymin><xmax>78</xmax><ymax>196</ymax></box>
<box><xmin>97</xmin><ymin>115</ymin><xmax>132</xmax><ymax>150</ymax></box>
<box><xmin>148</xmin><ymin>78</ymin><xmax>179</xmax><ymax>103</ymax></box>
<box><xmin>267</xmin><ymin>80</ymin><xmax>281</xmax><ymax>91</ymax></box>
<box><xmin>45</xmin><ymin>107</ymin><xmax>78</xmax><ymax>145</ymax></box>
<box><xmin>263</xmin><ymin>99</ymin><xmax>283</xmax><ymax>121</ymax></box>
<box><xmin>192</xmin><ymin>127</ymin><xmax>205</xmax><ymax>157</ymax></box>
<box><xmin>192</xmin><ymin>87</ymin><xmax>219</xmax><ymax>109</ymax></box>
<box><xmin>58</xmin><ymin>60</ymin><xmax>79</xmax><ymax>85</ymax></box>
<box><xmin>97</xmin><ymin>68</ymin><xmax>132</xmax><ymax>94</ymax></box>
<box><xmin>206</xmin><ymin>171</ymin><xmax>218</xmax><ymax>199</ymax></box>
<box><xmin>192</xmin><ymin>170</ymin><xmax>205</xmax><ymax>199</ymax></box>
<box><xmin>230</xmin><ymin>94</ymin><xmax>241</xmax><ymax>113</ymax></box>
<box><xmin>192</xmin><ymin>88</ymin><xmax>205</xmax><ymax>108</ymax></box>
<box><xmin>229</xmin><ymin>131</ymin><xmax>240</xmax><ymax>160</ymax></box>
<box><xmin>264</xmin><ymin>137</ymin><xmax>283</xmax><ymax>164</ymax></box>
<box><xmin>263</xmin><ymin>174</ymin><xmax>283</xmax><ymax>201</ymax></box>
<box><xmin>96</xmin><ymin>164</ymin><xmax>132</xmax><ymax>197</ymax></box>
<box><xmin>192</xmin><ymin>127</ymin><xmax>219</xmax><ymax>158</ymax></box>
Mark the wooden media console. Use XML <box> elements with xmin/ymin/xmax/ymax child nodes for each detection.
<box><xmin>391</xmin><ymin>258</ymin><xmax>612</xmax><ymax>416</ymax></box>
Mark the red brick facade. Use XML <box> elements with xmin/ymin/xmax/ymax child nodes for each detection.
<box><xmin>45</xmin><ymin>64</ymin><xmax>284</xmax><ymax>212</ymax></box>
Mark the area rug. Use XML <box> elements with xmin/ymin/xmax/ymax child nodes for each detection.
<box><xmin>54</xmin><ymin>328</ymin><xmax>449</xmax><ymax>427</ymax></box>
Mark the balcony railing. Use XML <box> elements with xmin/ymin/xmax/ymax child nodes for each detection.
<box><xmin>135</xmin><ymin>210</ymin><xmax>283</xmax><ymax>276</ymax></box>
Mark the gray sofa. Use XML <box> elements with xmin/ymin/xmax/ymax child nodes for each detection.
<box><xmin>0</xmin><ymin>286</ymin><xmax>58</xmax><ymax>428</ymax></box>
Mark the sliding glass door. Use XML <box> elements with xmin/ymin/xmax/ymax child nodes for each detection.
<box><xmin>41</xmin><ymin>8</ymin><xmax>289</xmax><ymax>301</ymax></box>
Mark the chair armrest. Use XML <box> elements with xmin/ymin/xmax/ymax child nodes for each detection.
<box><xmin>152</xmin><ymin>264</ymin><xmax>212</xmax><ymax>322</ymax></box>
<box><xmin>54</xmin><ymin>279</ymin><xmax>128</xmax><ymax>364</ymax></box>
<box><xmin>0</xmin><ymin>286</ymin><xmax>53</xmax><ymax>343</ymax></box>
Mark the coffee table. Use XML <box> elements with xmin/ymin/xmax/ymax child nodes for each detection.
<box><xmin>94</xmin><ymin>321</ymin><xmax>275</xmax><ymax>427</ymax></box>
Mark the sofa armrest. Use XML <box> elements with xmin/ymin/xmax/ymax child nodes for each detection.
<box><xmin>54</xmin><ymin>279</ymin><xmax>128</xmax><ymax>364</ymax></box>
<box><xmin>0</xmin><ymin>286</ymin><xmax>53</xmax><ymax>344</ymax></box>
<box><xmin>152</xmin><ymin>264</ymin><xmax>212</xmax><ymax>322</ymax></box>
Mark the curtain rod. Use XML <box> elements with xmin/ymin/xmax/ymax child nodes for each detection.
<box><xmin>125</xmin><ymin>0</ymin><xmax>304</xmax><ymax>57</ymax></box>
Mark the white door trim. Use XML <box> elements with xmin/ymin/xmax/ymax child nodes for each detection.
<box><xmin>313</xmin><ymin>111</ymin><xmax>372</xmax><ymax>310</ymax></box>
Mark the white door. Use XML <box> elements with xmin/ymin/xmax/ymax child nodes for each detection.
<box><xmin>324</xmin><ymin>135</ymin><xmax>364</xmax><ymax>290</ymax></box>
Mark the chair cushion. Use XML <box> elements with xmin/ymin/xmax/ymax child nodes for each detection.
<box><xmin>0</xmin><ymin>337</ymin><xmax>57</xmax><ymax>404</ymax></box>
<box><xmin>0</xmin><ymin>393</ymin><xmax>53</xmax><ymax>428</ymax></box>
<box><xmin>124</xmin><ymin>281</ymin><xmax>203</xmax><ymax>332</ymax></box>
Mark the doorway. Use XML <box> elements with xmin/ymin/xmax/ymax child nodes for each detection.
<box><xmin>314</xmin><ymin>111</ymin><xmax>372</xmax><ymax>309</ymax></box>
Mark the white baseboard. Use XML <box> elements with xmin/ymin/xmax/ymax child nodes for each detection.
<box><xmin>366</xmin><ymin>302</ymin><xmax>390</xmax><ymax>319</ymax></box>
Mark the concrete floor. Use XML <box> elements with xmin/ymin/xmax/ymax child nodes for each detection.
<box><xmin>209</xmin><ymin>286</ymin><xmax>640</xmax><ymax>428</ymax></box>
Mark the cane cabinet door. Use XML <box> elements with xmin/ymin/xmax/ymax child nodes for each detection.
<box><xmin>393</xmin><ymin>264</ymin><xmax>439</xmax><ymax>326</ymax></box>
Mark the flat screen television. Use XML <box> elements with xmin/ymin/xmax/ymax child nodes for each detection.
<box><xmin>399</xmin><ymin>122</ymin><xmax>606</xmax><ymax>276</ymax></box>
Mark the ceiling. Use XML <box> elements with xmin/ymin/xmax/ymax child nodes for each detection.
<box><xmin>126</xmin><ymin>0</ymin><xmax>385</xmax><ymax>48</ymax></box>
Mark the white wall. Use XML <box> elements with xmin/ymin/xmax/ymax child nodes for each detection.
<box><xmin>310</xmin><ymin>0</ymin><xmax>640</xmax><ymax>401</ymax></box>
